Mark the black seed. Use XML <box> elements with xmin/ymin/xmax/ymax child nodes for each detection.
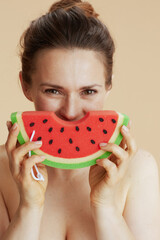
<box><xmin>30</xmin><ymin>122</ymin><xmax>35</xmax><ymax>127</ymax></box>
<box><xmin>99</xmin><ymin>118</ymin><xmax>104</xmax><ymax>122</ymax></box>
<box><xmin>69</xmin><ymin>138</ymin><xmax>73</xmax><ymax>144</ymax></box>
<box><xmin>37</xmin><ymin>137</ymin><xmax>42</xmax><ymax>141</ymax></box>
<box><xmin>43</xmin><ymin>119</ymin><xmax>48</xmax><ymax>123</ymax></box>
<box><xmin>112</xmin><ymin>119</ymin><xmax>116</xmax><ymax>123</ymax></box>
<box><xmin>76</xmin><ymin>146</ymin><xmax>80</xmax><ymax>151</ymax></box>
<box><xmin>87</xmin><ymin>127</ymin><xmax>92</xmax><ymax>131</ymax></box>
<box><xmin>58</xmin><ymin>149</ymin><xmax>61</xmax><ymax>154</ymax></box>
<box><xmin>60</xmin><ymin>127</ymin><xmax>64</xmax><ymax>133</ymax></box>
<box><xmin>49</xmin><ymin>139</ymin><xmax>53</xmax><ymax>145</ymax></box>
<box><xmin>91</xmin><ymin>140</ymin><xmax>95</xmax><ymax>144</ymax></box>
<box><xmin>103</xmin><ymin>129</ymin><xmax>107</xmax><ymax>134</ymax></box>
<box><xmin>48</xmin><ymin>127</ymin><xmax>53</xmax><ymax>132</ymax></box>
<box><xmin>75</xmin><ymin>126</ymin><xmax>79</xmax><ymax>131</ymax></box>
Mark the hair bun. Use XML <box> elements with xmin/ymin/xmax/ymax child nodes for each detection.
<box><xmin>48</xmin><ymin>0</ymin><xmax>99</xmax><ymax>18</ymax></box>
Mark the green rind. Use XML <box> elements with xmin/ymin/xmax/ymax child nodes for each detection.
<box><xmin>30</xmin><ymin>149</ymin><xmax>112</xmax><ymax>169</ymax></box>
<box><xmin>114</xmin><ymin>113</ymin><xmax>129</xmax><ymax>145</ymax></box>
<box><xmin>10</xmin><ymin>112</ymin><xmax>129</xmax><ymax>169</ymax></box>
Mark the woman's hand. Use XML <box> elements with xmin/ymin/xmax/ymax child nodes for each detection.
<box><xmin>89</xmin><ymin>121</ymin><xmax>137</xmax><ymax>211</ymax></box>
<box><xmin>5</xmin><ymin>122</ymin><xmax>48</xmax><ymax>209</ymax></box>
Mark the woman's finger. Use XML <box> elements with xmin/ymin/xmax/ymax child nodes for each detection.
<box><xmin>13</xmin><ymin>141</ymin><xmax>43</xmax><ymax>162</ymax></box>
<box><xmin>99</xmin><ymin>143</ymin><xmax>128</xmax><ymax>166</ymax></box>
<box><xmin>119</xmin><ymin>137</ymin><xmax>127</xmax><ymax>150</ymax></box>
<box><xmin>128</xmin><ymin>120</ymin><xmax>132</xmax><ymax>129</ymax></box>
<box><xmin>11</xmin><ymin>141</ymin><xmax>43</xmax><ymax>177</ymax></box>
<box><xmin>120</xmin><ymin>125</ymin><xmax>137</xmax><ymax>155</ymax></box>
<box><xmin>5</xmin><ymin>123</ymin><xmax>20</xmax><ymax>154</ymax></box>
<box><xmin>119</xmin><ymin>120</ymin><xmax>131</xmax><ymax>150</ymax></box>
<box><xmin>6</xmin><ymin>121</ymin><xmax>13</xmax><ymax>131</ymax></box>
<box><xmin>96</xmin><ymin>158</ymin><xmax>118</xmax><ymax>185</ymax></box>
<box><xmin>21</xmin><ymin>155</ymin><xmax>46</xmax><ymax>180</ymax></box>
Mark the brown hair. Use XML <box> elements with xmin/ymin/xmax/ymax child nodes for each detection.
<box><xmin>19</xmin><ymin>0</ymin><xmax>115</xmax><ymax>87</ymax></box>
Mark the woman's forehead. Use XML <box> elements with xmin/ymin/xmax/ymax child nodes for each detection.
<box><xmin>31</xmin><ymin>48</ymin><xmax>106</xmax><ymax>87</ymax></box>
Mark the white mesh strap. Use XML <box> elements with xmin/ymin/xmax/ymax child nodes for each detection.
<box><xmin>29</xmin><ymin>130</ymin><xmax>44</xmax><ymax>181</ymax></box>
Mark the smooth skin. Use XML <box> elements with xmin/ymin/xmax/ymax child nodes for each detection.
<box><xmin>0</xmin><ymin>48</ymin><xmax>160</xmax><ymax>240</ymax></box>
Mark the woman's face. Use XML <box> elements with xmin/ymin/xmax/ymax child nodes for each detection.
<box><xmin>21</xmin><ymin>48</ymin><xmax>111</xmax><ymax>121</ymax></box>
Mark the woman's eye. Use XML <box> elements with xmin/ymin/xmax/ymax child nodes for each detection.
<box><xmin>44</xmin><ymin>88</ymin><xmax>97</xmax><ymax>96</ymax></box>
<box><xmin>81</xmin><ymin>89</ymin><xmax>97</xmax><ymax>95</ymax></box>
<box><xmin>44</xmin><ymin>89</ymin><xmax>60</xmax><ymax>95</ymax></box>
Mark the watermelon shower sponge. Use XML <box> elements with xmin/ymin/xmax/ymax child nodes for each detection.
<box><xmin>10</xmin><ymin>110</ymin><xmax>129</xmax><ymax>169</ymax></box>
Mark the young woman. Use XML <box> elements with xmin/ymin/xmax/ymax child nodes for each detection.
<box><xmin>0</xmin><ymin>1</ymin><xmax>160</xmax><ymax>239</ymax></box>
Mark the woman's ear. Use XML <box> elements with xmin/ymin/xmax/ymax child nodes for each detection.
<box><xmin>104</xmin><ymin>89</ymin><xmax>111</xmax><ymax>100</ymax></box>
<box><xmin>105</xmin><ymin>83</ymin><xmax>112</xmax><ymax>98</ymax></box>
<box><xmin>19</xmin><ymin>71</ymin><xmax>33</xmax><ymax>102</ymax></box>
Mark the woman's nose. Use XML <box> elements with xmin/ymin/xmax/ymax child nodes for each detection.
<box><xmin>59</xmin><ymin>94</ymin><xmax>83</xmax><ymax>121</ymax></box>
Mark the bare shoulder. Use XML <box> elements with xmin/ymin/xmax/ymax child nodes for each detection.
<box><xmin>0</xmin><ymin>145</ymin><xmax>12</xmax><ymax>234</ymax></box>
<box><xmin>0</xmin><ymin>144</ymin><xmax>19</xmax><ymax>219</ymax></box>
<box><xmin>0</xmin><ymin>145</ymin><xmax>10</xmax><ymax>188</ymax></box>
<box><xmin>0</xmin><ymin>144</ymin><xmax>7</xmax><ymax>159</ymax></box>
<box><xmin>126</xmin><ymin>147</ymin><xmax>160</xmax><ymax>202</ymax></box>
<box><xmin>128</xmin><ymin>148</ymin><xmax>159</xmax><ymax>181</ymax></box>
<box><xmin>0</xmin><ymin>144</ymin><xmax>9</xmax><ymax>173</ymax></box>
<box><xmin>124</xmin><ymin>151</ymin><xmax>160</xmax><ymax>239</ymax></box>
<box><xmin>0</xmin><ymin>144</ymin><xmax>9</xmax><ymax>166</ymax></box>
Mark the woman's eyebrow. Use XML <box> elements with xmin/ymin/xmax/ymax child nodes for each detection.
<box><xmin>40</xmin><ymin>83</ymin><xmax>102</xmax><ymax>90</ymax></box>
<box><xmin>80</xmin><ymin>84</ymin><xmax>102</xmax><ymax>90</ymax></box>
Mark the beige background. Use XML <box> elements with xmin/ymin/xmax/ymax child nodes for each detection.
<box><xmin>0</xmin><ymin>0</ymin><xmax>160</xmax><ymax>163</ymax></box>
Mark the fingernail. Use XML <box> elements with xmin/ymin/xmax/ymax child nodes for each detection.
<box><xmin>12</xmin><ymin>123</ymin><xmax>17</xmax><ymax>130</ymax></box>
<box><xmin>122</xmin><ymin>125</ymin><xmax>129</xmax><ymax>132</ymax></box>
<box><xmin>99</xmin><ymin>143</ymin><xmax>107</xmax><ymax>147</ymax></box>
<box><xmin>35</xmin><ymin>141</ymin><xmax>42</xmax><ymax>145</ymax></box>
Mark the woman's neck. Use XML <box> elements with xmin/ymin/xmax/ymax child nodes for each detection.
<box><xmin>46</xmin><ymin>165</ymin><xmax>90</xmax><ymax>182</ymax></box>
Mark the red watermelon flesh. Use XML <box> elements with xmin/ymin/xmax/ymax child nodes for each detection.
<box><xmin>22</xmin><ymin>111</ymin><xmax>118</xmax><ymax>158</ymax></box>
<box><xmin>11</xmin><ymin>110</ymin><xmax>129</xmax><ymax>169</ymax></box>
